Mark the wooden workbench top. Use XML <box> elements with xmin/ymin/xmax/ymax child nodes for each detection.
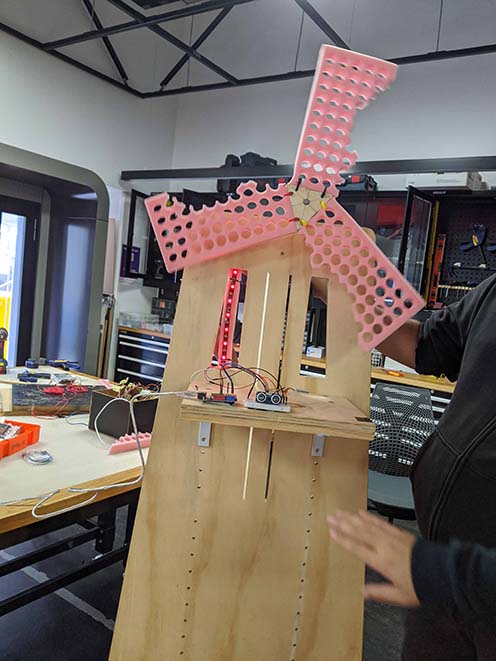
<box><xmin>0</xmin><ymin>369</ymin><xmax>145</xmax><ymax>535</ymax></box>
<box><xmin>0</xmin><ymin>468</ymin><xmax>141</xmax><ymax>534</ymax></box>
<box><xmin>300</xmin><ymin>355</ymin><xmax>455</xmax><ymax>394</ymax></box>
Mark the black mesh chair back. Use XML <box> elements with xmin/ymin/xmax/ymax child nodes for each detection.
<box><xmin>369</xmin><ymin>382</ymin><xmax>435</xmax><ymax>477</ymax></box>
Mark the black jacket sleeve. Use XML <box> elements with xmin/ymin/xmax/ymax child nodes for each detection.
<box><xmin>415</xmin><ymin>274</ymin><xmax>496</xmax><ymax>381</ymax></box>
<box><xmin>412</xmin><ymin>538</ymin><xmax>496</xmax><ymax>619</ymax></box>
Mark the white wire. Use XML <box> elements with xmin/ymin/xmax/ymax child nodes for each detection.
<box><xmin>26</xmin><ymin>390</ymin><xmax>192</xmax><ymax>519</ymax></box>
<box><xmin>31</xmin><ymin>489</ymin><xmax>98</xmax><ymax>519</ymax></box>
<box><xmin>93</xmin><ymin>396</ymin><xmax>129</xmax><ymax>448</ymax></box>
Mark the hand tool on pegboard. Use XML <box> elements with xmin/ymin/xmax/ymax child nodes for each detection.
<box><xmin>459</xmin><ymin>223</ymin><xmax>488</xmax><ymax>269</ymax></box>
<box><xmin>427</xmin><ymin>234</ymin><xmax>446</xmax><ymax>309</ymax></box>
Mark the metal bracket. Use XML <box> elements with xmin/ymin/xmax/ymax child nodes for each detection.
<box><xmin>311</xmin><ymin>434</ymin><xmax>325</xmax><ymax>457</ymax></box>
<box><xmin>198</xmin><ymin>422</ymin><xmax>212</xmax><ymax>447</ymax></box>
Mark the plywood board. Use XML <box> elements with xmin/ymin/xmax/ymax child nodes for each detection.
<box><xmin>181</xmin><ymin>389</ymin><xmax>374</xmax><ymax>440</ymax></box>
<box><xmin>111</xmin><ymin>234</ymin><xmax>372</xmax><ymax>661</ymax></box>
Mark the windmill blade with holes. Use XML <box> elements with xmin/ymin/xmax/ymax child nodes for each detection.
<box><xmin>145</xmin><ymin>45</ymin><xmax>424</xmax><ymax>352</ymax></box>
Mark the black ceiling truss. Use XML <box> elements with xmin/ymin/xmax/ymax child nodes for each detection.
<box><xmin>103</xmin><ymin>0</ymin><xmax>239</xmax><ymax>85</ymax></box>
<box><xmin>0</xmin><ymin>0</ymin><xmax>495</xmax><ymax>99</ymax></box>
<box><xmin>44</xmin><ymin>0</ymin><xmax>255</xmax><ymax>50</ymax></box>
<box><xmin>293</xmin><ymin>0</ymin><xmax>349</xmax><ymax>50</ymax></box>
<box><xmin>0</xmin><ymin>19</ymin><xmax>140</xmax><ymax>96</ymax></box>
<box><xmin>81</xmin><ymin>0</ymin><xmax>129</xmax><ymax>85</ymax></box>
<box><xmin>159</xmin><ymin>6</ymin><xmax>233</xmax><ymax>89</ymax></box>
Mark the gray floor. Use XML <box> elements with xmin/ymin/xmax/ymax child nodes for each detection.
<box><xmin>0</xmin><ymin>511</ymin><xmax>414</xmax><ymax>661</ymax></box>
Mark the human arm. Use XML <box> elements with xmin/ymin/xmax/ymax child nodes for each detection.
<box><xmin>412</xmin><ymin>538</ymin><xmax>496</xmax><ymax>619</ymax></box>
<box><xmin>327</xmin><ymin>510</ymin><xmax>496</xmax><ymax>619</ymax></box>
<box><xmin>316</xmin><ymin>274</ymin><xmax>496</xmax><ymax>378</ymax></box>
<box><xmin>376</xmin><ymin>320</ymin><xmax>420</xmax><ymax>370</ymax></box>
<box><xmin>327</xmin><ymin>510</ymin><xmax>419</xmax><ymax>607</ymax></box>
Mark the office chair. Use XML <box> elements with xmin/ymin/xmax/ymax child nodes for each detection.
<box><xmin>368</xmin><ymin>382</ymin><xmax>435</xmax><ymax>523</ymax></box>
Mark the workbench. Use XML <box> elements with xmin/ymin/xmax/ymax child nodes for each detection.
<box><xmin>300</xmin><ymin>358</ymin><xmax>455</xmax><ymax>423</ymax></box>
<box><xmin>0</xmin><ymin>368</ymin><xmax>145</xmax><ymax>616</ymax></box>
<box><xmin>301</xmin><ymin>356</ymin><xmax>455</xmax><ymax>394</ymax></box>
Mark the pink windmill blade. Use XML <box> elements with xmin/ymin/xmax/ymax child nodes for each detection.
<box><xmin>145</xmin><ymin>44</ymin><xmax>425</xmax><ymax>352</ymax></box>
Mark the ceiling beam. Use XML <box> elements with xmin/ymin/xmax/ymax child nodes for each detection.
<box><xmin>142</xmin><ymin>41</ymin><xmax>496</xmax><ymax>97</ymax></box>
<box><xmin>121</xmin><ymin>156</ymin><xmax>496</xmax><ymax>181</ymax></box>
<box><xmin>391</xmin><ymin>42</ymin><xmax>496</xmax><ymax>65</ymax></box>
<box><xmin>293</xmin><ymin>0</ymin><xmax>349</xmax><ymax>50</ymax></box>
<box><xmin>101</xmin><ymin>0</ymin><xmax>239</xmax><ymax>84</ymax></box>
<box><xmin>81</xmin><ymin>0</ymin><xmax>129</xmax><ymax>85</ymax></box>
<box><xmin>0</xmin><ymin>20</ymin><xmax>141</xmax><ymax>97</ymax></box>
<box><xmin>146</xmin><ymin>69</ymin><xmax>315</xmax><ymax>97</ymax></box>
<box><xmin>43</xmin><ymin>0</ymin><xmax>256</xmax><ymax>50</ymax></box>
<box><xmin>160</xmin><ymin>7</ymin><xmax>232</xmax><ymax>88</ymax></box>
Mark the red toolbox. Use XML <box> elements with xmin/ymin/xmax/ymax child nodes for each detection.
<box><xmin>0</xmin><ymin>420</ymin><xmax>41</xmax><ymax>460</ymax></box>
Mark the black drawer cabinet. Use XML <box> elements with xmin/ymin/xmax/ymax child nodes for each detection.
<box><xmin>115</xmin><ymin>327</ymin><xmax>170</xmax><ymax>385</ymax></box>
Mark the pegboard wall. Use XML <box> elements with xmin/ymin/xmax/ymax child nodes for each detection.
<box><xmin>437</xmin><ymin>200</ymin><xmax>496</xmax><ymax>307</ymax></box>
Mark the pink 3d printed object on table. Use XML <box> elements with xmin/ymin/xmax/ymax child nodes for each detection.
<box><xmin>108</xmin><ymin>432</ymin><xmax>152</xmax><ymax>455</ymax></box>
<box><xmin>145</xmin><ymin>45</ymin><xmax>424</xmax><ymax>352</ymax></box>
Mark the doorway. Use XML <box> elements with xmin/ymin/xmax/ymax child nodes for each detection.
<box><xmin>0</xmin><ymin>195</ymin><xmax>39</xmax><ymax>367</ymax></box>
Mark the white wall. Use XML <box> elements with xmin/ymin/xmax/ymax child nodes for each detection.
<box><xmin>0</xmin><ymin>32</ymin><xmax>177</xmax><ymax>188</ymax></box>
<box><xmin>172</xmin><ymin>53</ymin><xmax>496</xmax><ymax>172</ymax></box>
<box><xmin>0</xmin><ymin>32</ymin><xmax>180</xmax><ymax>376</ymax></box>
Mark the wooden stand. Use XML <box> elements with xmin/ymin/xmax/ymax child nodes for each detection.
<box><xmin>110</xmin><ymin>234</ymin><xmax>374</xmax><ymax>661</ymax></box>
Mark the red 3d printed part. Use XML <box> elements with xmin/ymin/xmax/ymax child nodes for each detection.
<box><xmin>145</xmin><ymin>45</ymin><xmax>424</xmax><ymax>351</ymax></box>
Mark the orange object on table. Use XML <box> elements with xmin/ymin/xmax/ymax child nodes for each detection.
<box><xmin>0</xmin><ymin>419</ymin><xmax>41</xmax><ymax>460</ymax></box>
<box><xmin>386</xmin><ymin>369</ymin><xmax>404</xmax><ymax>377</ymax></box>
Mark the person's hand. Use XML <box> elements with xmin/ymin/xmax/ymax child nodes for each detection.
<box><xmin>327</xmin><ymin>510</ymin><xmax>420</xmax><ymax>608</ymax></box>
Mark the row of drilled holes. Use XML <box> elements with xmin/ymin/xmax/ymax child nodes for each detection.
<box><xmin>307</xmin><ymin>222</ymin><xmax>413</xmax><ymax>319</ymax></box>
<box><xmin>158</xmin><ymin>204</ymin><xmax>287</xmax><ymax>234</ymax></box>
<box><xmin>290</xmin><ymin>460</ymin><xmax>319</xmax><ymax>661</ymax></box>
<box><xmin>160</xmin><ymin>214</ymin><xmax>291</xmax><ymax>260</ymax></box>
<box><xmin>320</xmin><ymin>78</ymin><xmax>385</xmax><ymax>95</ymax></box>
<box><xmin>189</xmin><ymin>221</ymin><xmax>289</xmax><ymax>254</ymax></box>
<box><xmin>319</xmin><ymin>78</ymin><xmax>370</xmax><ymax>103</ymax></box>
<box><xmin>161</xmin><ymin>221</ymin><xmax>289</xmax><ymax>261</ymax></box>
<box><xmin>324</xmin><ymin>59</ymin><xmax>388</xmax><ymax>77</ymax></box>
<box><xmin>188</xmin><ymin>215</ymin><xmax>291</xmax><ymax>254</ymax></box>
<box><xmin>322</xmin><ymin>61</ymin><xmax>388</xmax><ymax>90</ymax></box>
<box><xmin>311</xmin><ymin>247</ymin><xmax>412</xmax><ymax>310</ymax></box>
<box><xmin>152</xmin><ymin>186</ymin><xmax>286</xmax><ymax>217</ymax></box>
<box><xmin>179</xmin><ymin>448</ymin><xmax>206</xmax><ymax>656</ymax></box>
